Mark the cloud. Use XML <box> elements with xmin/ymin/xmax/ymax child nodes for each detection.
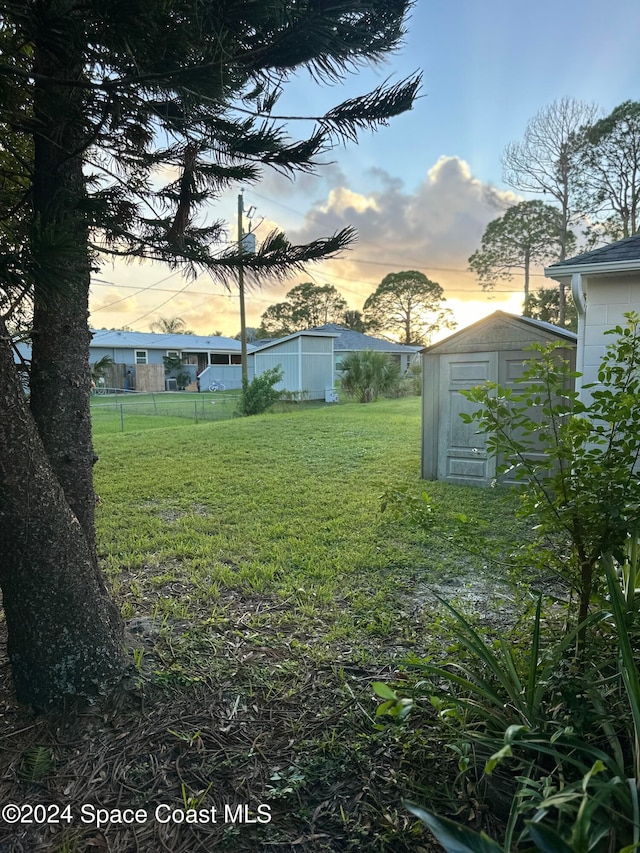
<box><xmin>88</xmin><ymin>156</ymin><xmax>537</xmax><ymax>336</ymax></box>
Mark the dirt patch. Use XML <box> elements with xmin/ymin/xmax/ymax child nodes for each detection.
<box><xmin>409</xmin><ymin>575</ymin><xmax>518</xmax><ymax>631</ymax></box>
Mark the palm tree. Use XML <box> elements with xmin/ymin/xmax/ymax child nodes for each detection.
<box><xmin>150</xmin><ymin>317</ymin><xmax>194</xmax><ymax>335</ymax></box>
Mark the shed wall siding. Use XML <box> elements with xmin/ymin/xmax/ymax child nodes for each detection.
<box><xmin>301</xmin><ymin>354</ymin><xmax>333</xmax><ymax>399</ymax></box>
<box><xmin>255</xmin><ymin>352</ymin><xmax>299</xmax><ymax>391</ymax></box>
<box><xmin>301</xmin><ymin>336</ymin><xmax>333</xmax><ymax>354</ymax></box>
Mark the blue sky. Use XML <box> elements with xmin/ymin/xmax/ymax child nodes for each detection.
<box><xmin>91</xmin><ymin>0</ymin><xmax>640</xmax><ymax>338</ymax></box>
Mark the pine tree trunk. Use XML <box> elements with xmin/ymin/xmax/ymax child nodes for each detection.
<box><xmin>29</xmin><ymin>2</ymin><xmax>97</xmax><ymax>547</ymax></box>
<box><xmin>523</xmin><ymin>248</ymin><xmax>531</xmax><ymax>316</ymax></box>
<box><xmin>0</xmin><ymin>1</ymin><xmax>125</xmax><ymax>707</ymax></box>
<box><xmin>0</xmin><ymin>319</ymin><xmax>124</xmax><ymax>708</ymax></box>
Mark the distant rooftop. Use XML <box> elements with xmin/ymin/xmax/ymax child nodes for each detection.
<box><xmin>90</xmin><ymin>329</ymin><xmax>244</xmax><ymax>351</ymax></box>
<box><xmin>309</xmin><ymin>324</ymin><xmax>422</xmax><ymax>352</ymax></box>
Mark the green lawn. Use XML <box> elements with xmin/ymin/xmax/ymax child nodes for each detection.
<box><xmin>2</xmin><ymin>397</ymin><xmax>525</xmax><ymax>852</ymax></box>
<box><xmin>91</xmin><ymin>389</ymin><xmax>242</xmax><ymax>433</ymax></box>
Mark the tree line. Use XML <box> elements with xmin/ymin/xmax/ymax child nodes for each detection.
<box><xmin>253</xmin><ymin>272</ymin><xmax>455</xmax><ymax>346</ymax></box>
<box><xmin>469</xmin><ymin>97</ymin><xmax>640</xmax><ymax>328</ymax></box>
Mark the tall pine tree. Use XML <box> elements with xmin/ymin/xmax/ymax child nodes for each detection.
<box><xmin>0</xmin><ymin>0</ymin><xmax>420</xmax><ymax>706</ymax></box>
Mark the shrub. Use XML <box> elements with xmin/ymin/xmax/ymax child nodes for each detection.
<box><xmin>375</xmin><ymin>317</ymin><xmax>640</xmax><ymax>850</ymax></box>
<box><xmin>236</xmin><ymin>366</ymin><xmax>283</xmax><ymax>416</ymax></box>
<box><xmin>340</xmin><ymin>350</ymin><xmax>400</xmax><ymax>402</ymax></box>
<box><xmin>162</xmin><ymin>354</ymin><xmax>191</xmax><ymax>390</ymax></box>
<box><xmin>461</xmin><ymin>313</ymin><xmax>640</xmax><ymax>640</ymax></box>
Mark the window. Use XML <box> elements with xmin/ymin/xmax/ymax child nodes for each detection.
<box><xmin>135</xmin><ymin>350</ymin><xmax>148</xmax><ymax>364</ymax></box>
<box><xmin>210</xmin><ymin>353</ymin><xmax>231</xmax><ymax>365</ymax></box>
<box><xmin>230</xmin><ymin>354</ymin><xmax>242</xmax><ymax>365</ymax></box>
<box><xmin>166</xmin><ymin>350</ymin><xmax>181</xmax><ymax>360</ymax></box>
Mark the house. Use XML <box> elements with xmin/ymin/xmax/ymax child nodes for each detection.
<box><xmin>308</xmin><ymin>324</ymin><xmax>421</xmax><ymax>374</ymax></box>
<box><xmin>16</xmin><ymin>325</ymin><xmax>339</xmax><ymax>399</ymax></box>
<box><xmin>421</xmin><ymin>311</ymin><xmax>576</xmax><ymax>486</ymax></box>
<box><xmin>89</xmin><ymin>329</ymin><xmax>245</xmax><ymax>391</ymax></box>
<box><xmin>545</xmin><ymin>233</ymin><xmax>640</xmax><ymax>398</ymax></box>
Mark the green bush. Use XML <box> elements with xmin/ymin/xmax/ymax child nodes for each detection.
<box><xmin>340</xmin><ymin>350</ymin><xmax>400</xmax><ymax>402</ymax></box>
<box><xmin>163</xmin><ymin>354</ymin><xmax>191</xmax><ymax>390</ymax></box>
<box><xmin>236</xmin><ymin>366</ymin><xmax>283</xmax><ymax>416</ymax></box>
<box><xmin>461</xmin><ymin>313</ymin><xmax>640</xmax><ymax>640</ymax></box>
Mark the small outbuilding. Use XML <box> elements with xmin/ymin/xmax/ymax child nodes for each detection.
<box><xmin>250</xmin><ymin>330</ymin><xmax>339</xmax><ymax>400</ymax></box>
<box><xmin>421</xmin><ymin>311</ymin><xmax>576</xmax><ymax>486</ymax></box>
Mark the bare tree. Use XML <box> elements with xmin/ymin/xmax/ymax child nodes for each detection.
<box><xmin>502</xmin><ymin>97</ymin><xmax>599</xmax><ymax>323</ymax></box>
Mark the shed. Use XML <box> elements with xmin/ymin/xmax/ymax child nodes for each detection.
<box><xmin>421</xmin><ymin>311</ymin><xmax>577</xmax><ymax>486</ymax></box>
<box><xmin>545</xmin><ymin>233</ymin><xmax>640</xmax><ymax>400</ymax></box>
<box><xmin>251</xmin><ymin>330</ymin><xmax>338</xmax><ymax>400</ymax></box>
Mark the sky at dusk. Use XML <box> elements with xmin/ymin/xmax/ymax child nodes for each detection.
<box><xmin>90</xmin><ymin>0</ymin><xmax>640</xmax><ymax>340</ymax></box>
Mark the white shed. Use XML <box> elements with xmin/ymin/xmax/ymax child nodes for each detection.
<box><xmin>545</xmin><ymin>234</ymin><xmax>640</xmax><ymax>400</ymax></box>
<box><xmin>421</xmin><ymin>311</ymin><xmax>576</xmax><ymax>486</ymax></box>
<box><xmin>251</xmin><ymin>330</ymin><xmax>338</xmax><ymax>400</ymax></box>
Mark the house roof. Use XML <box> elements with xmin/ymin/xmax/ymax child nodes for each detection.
<box><xmin>90</xmin><ymin>329</ymin><xmax>243</xmax><ymax>352</ymax></box>
<box><xmin>249</xmin><ymin>329</ymin><xmax>339</xmax><ymax>352</ymax></box>
<box><xmin>422</xmin><ymin>311</ymin><xmax>576</xmax><ymax>354</ymax></box>
<box><xmin>545</xmin><ymin>234</ymin><xmax>640</xmax><ymax>278</ymax></box>
<box><xmin>308</xmin><ymin>324</ymin><xmax>422</xmax><ymax>353</ymax></box>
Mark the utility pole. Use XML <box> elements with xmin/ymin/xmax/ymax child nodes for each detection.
<box><xmin>237</xmin><ymin>192</ymin><xmax>248</xmax><ymax>386</ymax></box>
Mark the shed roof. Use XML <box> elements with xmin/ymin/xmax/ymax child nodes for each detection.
<box><xmin>545</xmin><ymin>234</ymin><xmax>640</xmax><ymax>278</ymax></box>
<box><xmin>90</xmin><ymin>329</ymin><xmax>243</xmax><ymax>352</ymax></box>
<box><xmin>308</xmin><ymin>324</ymin><xmax>422</xmax><ymax>353</ymax></box>
<box><xmin>249</xmin><ymin>329</ymin><xmax>339</xmax><ymax>352</ymax></box>
<box><xmin>422</xmin><ymin>311</ymin><xmax>576</xmax><ymax>355</ymax></box>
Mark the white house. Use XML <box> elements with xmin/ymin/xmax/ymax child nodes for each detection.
<box><xmin>545</xmin><ymin>233</ymin><xmax>640</xmax><ymax>398</ymax></box>
<box><xmin>90</xmin><ymin>329</ymin><xmax>245</xmax><ymax>391</ymax></box>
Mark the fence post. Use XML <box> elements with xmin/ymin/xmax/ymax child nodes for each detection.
<box><xmin>194</xmin><ymin>400</ymin><xmax>198</xmax><ymax>423</ymax></box>
<box><xmin>120</xmin><ymin>404</ymin><xmax>124</xmax><ymax>432</ymax></box>
<box><xmin>152</xmin><ymin>393</ymin><xmax>157</xmax><ymax>414</ymax></box>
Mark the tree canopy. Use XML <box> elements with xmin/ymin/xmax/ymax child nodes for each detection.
<box><xmin>573</xmin><ymin>100</ymin><xmax>640</xmax><ymax>243</ymax></box>
<box><xmin>527</xmin><ymin>287</ymin><xmax>578</xmax><ymax>331</ymax></box>
<box><xmin>150</xmin><ymin>316</ymin><xmax>194</xmax><ymax>335</ymax></box>
<box><xmin>363</xmin><ymin>270</ymin><xmax>454</xmax><ymax>345</ymax></box>
<box><xmin>259</xmin><ymin>282</ymin><xmax>348</xmax><ymax>336</ymax></box>
<box><xmin>0</xmin><ymin>0</ymin><xmax>420</xmax><ymax>707</ymax></box>
<box><xmin>468</xmin><ymin>201</ymin><xmax>572</xmax><ymax>316</ymax></box>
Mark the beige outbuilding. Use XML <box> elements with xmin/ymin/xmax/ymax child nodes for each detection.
<box><xmin>421</xmin><ymin>311</ymin><xmax>576</xmax><ymax>486</ymax></box>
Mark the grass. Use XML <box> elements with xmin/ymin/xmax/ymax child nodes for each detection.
<box><xmin>91</xmin><ymin>389</ymin><xmax>242</xmax><ymax>433</ymax></box>
<box><xmin>0</xmin><ymin>395</ymin><xmax>528</xmax><ymax>852</ymax></box>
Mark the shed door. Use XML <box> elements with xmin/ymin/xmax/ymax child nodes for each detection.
<box><xmin>438</xmin><ymin>353</ymin><xmax>497</xmax><ymax>484</ymax></box>
<box><xmin>497</xmin><ymin>350</ymin><xmax>553</xmax><ymax>484</ymax></box>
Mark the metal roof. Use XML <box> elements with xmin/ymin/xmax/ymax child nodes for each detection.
<box><xmin>250</xmin><ymin>329</ymin><xmax>339</xmax><ymax>352</ymax></box>
<box><xmin>90</xmin><ymin>329</ymin><xmax>244</xmax><ymax>351</ymax></box>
